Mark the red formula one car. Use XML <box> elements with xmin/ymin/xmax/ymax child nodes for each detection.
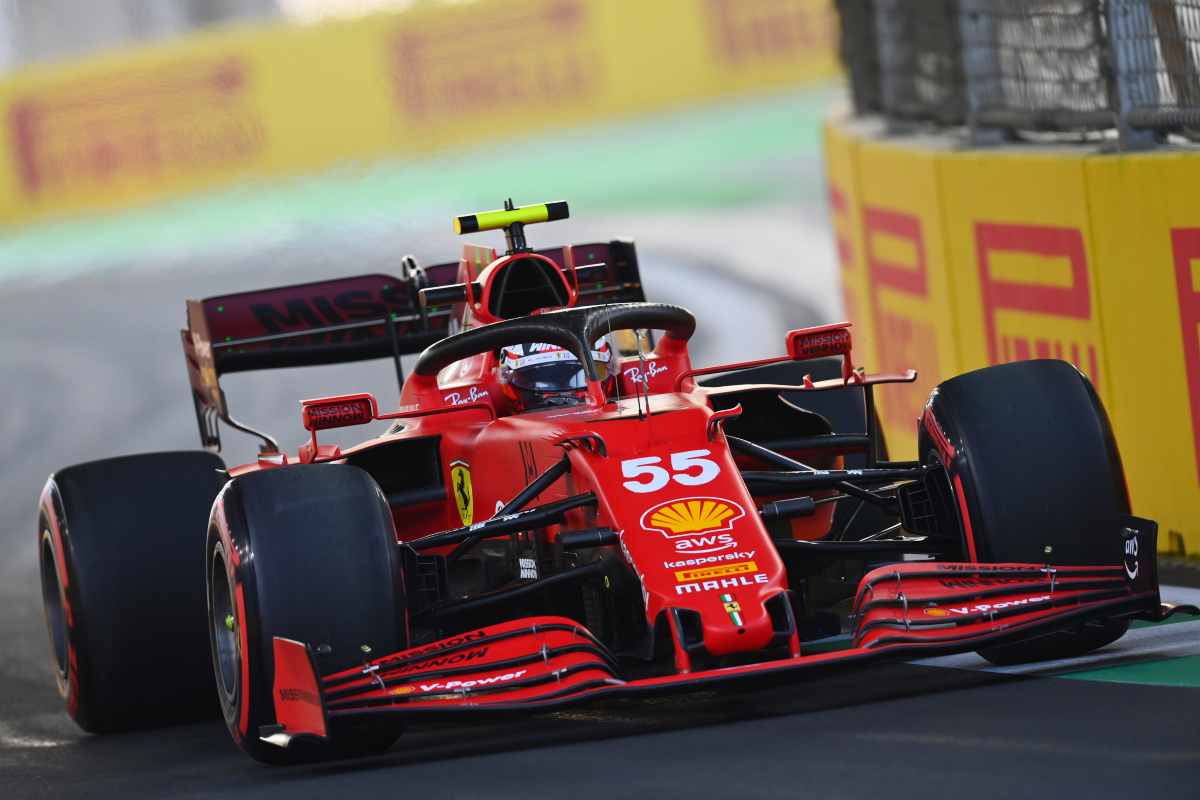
<box><xmin>37</xmin><ymin>201</ymin><xmax>1191</xmax><ymax>763</ymax></box>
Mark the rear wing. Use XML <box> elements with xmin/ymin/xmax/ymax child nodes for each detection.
<box><xmin>181</xmin><ymin>240</ymin><xmax>644</xmax><ymax>452</ymax></box>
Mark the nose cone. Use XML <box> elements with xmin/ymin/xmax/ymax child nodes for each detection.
<box><xmin>589</xmin><ymin>437</ymin><xmax>789</xmax><ymax>662</ymax></box>
<box><xmin>572</xmin><ymin>402</ymin><xmax>795</xmax><ymax>667</ymax></box>
<box><xmin>647</xmin><ymin>497</ymin><xmax>781</xmax><ymax>655</ymax></box>
<box><xmin>668</xmin><ymin>555</ymin><xmax>781</xmax><ymax>656</ymax></box>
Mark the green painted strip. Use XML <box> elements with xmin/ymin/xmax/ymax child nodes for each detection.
<box><xmin>1058</xmin><ymin>654</ymin><xmax>1200</xmax><ymax>688</ymax></box>
<box><xmin>803</xmin><ymin>636</ymin><xmax>853</xmax><ymax>655</ymax></box>
<box><xmin>0</xmin><ymin>86</ymin><xmax>835</xmax><ymax>283</ymax></box>
<box><xmin>1131</xmin><ymin>614</ymin><xmax>1198</xmax><ymax>629</ymax></box>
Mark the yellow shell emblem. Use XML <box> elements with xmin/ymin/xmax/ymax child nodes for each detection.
<box><xmin>641</xmin><ymin>497</ymin><xmax>745</xmax><ymax>537</ymax></box>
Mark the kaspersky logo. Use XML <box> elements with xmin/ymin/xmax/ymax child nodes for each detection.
<box><xmin>641</xmin><ymin>497</ymin><xmax>745</xmax><ymax>538</ymax></box>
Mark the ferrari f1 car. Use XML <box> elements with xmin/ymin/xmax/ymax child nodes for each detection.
<box><xmin>37</xmin><ymin>200</ymin><xmax>1193</xmax><ymax>763</ymax></box>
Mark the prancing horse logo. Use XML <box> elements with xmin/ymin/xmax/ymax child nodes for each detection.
<box><xmin>450</xmin><ymin>460</ymin><xmax>473</xmax><ymax>526</ymax></box>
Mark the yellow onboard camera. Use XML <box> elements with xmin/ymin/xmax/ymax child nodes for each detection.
<box><xmin>454</xmin><ymin>199</ymin><xmax>569</xmax><ymax>254</ymax></box>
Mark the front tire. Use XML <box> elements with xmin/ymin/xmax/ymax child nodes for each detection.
<box><xmin>919</xmin><ymin>360</ymin><xmax>1131</xmax><ymax>665</ymax></box>
<box><xmin>207</xmin><ymin>464</ymin><xmax>407</xmax><ymax>764</ymax></box>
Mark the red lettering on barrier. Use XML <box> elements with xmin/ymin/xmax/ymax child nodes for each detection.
<box><xmin>828</xmin><ymin>184</ymin><xmax>857</xmax><ymax>320</ymax></box>
<box><xmin>1171</xmin><ymin>228</ymin><xmax>1200</xmax><ymax>483</ymax></box>
<box><xmin>975</xmin><ymin>222</ymin><xmax>1100</xmax><ymax>385</ymax></box>
<box><xmin>863</xmin><ymin>207</ymin><xmax>940</xmax><ymax>429</ymax></box>
<box><xmin>391</xmin><ymin>0</ymin><xmax>594</xmax><ymax>121</ymax></box>
<box><xmin>828</xmin><ymin>185</ymin><xmax>853</xmax><ymax>268</ymax></box>
<box><xmin>8</xmin><ymin>58</ymin><xmax>261</xmax><ymax>196</ymax></box>
<box><xmin>704</xmin><ymin>0</ymin><xmax>834</xmax><ymax>64</ymax></box>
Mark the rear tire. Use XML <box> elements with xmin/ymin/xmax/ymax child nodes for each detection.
<box><xmin>207</xmin><ymin>464</ymin><xmax>407</xmax><ymax>764</ymax></box>
<box><xmin>37</xmin><ymin>451</ymin><xmax>227</xmax><ymax>732</ymax></box>
<box><xmin>918</xmin><ymin>360</ymin><xmax>1131</xmax><ymax>665</ymax></box>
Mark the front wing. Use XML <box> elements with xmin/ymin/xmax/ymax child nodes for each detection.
<box><xmin>269</xmin><ymin>551</ymin><xmax>1172</xmax><ymax>746</ymax></box>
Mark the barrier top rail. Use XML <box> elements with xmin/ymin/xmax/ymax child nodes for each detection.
<box><xmin>835</xmin><ymin>0</ymin><xmax>1200</xmax><ymax>147</ymax></box>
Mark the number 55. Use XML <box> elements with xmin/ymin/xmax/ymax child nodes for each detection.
<box><xmin>621</xmin><ymin>450</ymin><xmax>720</xmax><ymax>493</ymax></box>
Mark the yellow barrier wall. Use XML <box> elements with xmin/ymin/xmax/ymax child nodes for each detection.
<box><xmin>1088</xmin><ymin>153</ymin><xmax>1200</xmax><ymax>556</ymax></box>
<box><xmin>821</xmin><ymin>124</ymin><xmax>873</xmax><ymax>356</ymax></box>
<box><xmin>853</xmin><ymin>137</ymin><xmax>962</xmax><ymax>445</ymax></box>
<box><xmin>0</xmin><ymin>0</ymin><xmax>838</xmax><ymax>225</ymax></box>
<box><xmin>825</xmin><ymin>119</ymin><xmax>1200</xmax><ymax>554</ymax></box>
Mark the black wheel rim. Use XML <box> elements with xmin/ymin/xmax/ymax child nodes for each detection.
<box><xmin>209</xmin><ymin>544</ymin><xmax>240</xmax><ymax>703</ymax></box>
<box><xmin>39</xmin><ymin>528</ymin><xmax>68</xmax><ymax>680</ymax></box>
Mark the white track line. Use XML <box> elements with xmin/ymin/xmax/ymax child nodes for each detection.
<box><xmin>0</xmin><ymin>721</ymin><xmax>66</xmax><ymax>750</ymax></box>
<box><xmin>1162</xmin><ymin>584</ymin><xmax>1200</xmax><ymax>607</ymax></box>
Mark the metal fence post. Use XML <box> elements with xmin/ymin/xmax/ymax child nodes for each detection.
<box><xmin>959</xmin><ymin>0</ymin><xmax>1008</xmax><ymax>143</ymax></box>
<box><xmin>874</xmin><ymin>0</ymin><xmax>909</xmax><ymax>128</ymax></box>
<box><xmin>1108</xmin><ymin>0</ymin><xmax>1164</xmax><ymax>148</ymax></box>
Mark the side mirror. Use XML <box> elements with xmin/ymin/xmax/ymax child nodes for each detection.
<box><xmin>301</xmin><ymin>393</ymin><xmax>379</xmax><ymax>431</ymax></box>
<box><xmin>419</xmin><ymin>281</ymin><xmax>482</xmax><ymax>309</ymax></box>
<box><xmin>786</xmin><ymin>322</ymin><xmax>855</xmax><ymax>383</ymax></box>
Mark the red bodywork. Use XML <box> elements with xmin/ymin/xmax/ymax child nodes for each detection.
<box><xmin>229</xmin><ymin>246</ymin><xmax>897</xmax><ymax>666</ymax></box>
<box><xmin>196</xmin><ymin>240</ymin><xmax>1162</xmax><ymax>744</ymax></box>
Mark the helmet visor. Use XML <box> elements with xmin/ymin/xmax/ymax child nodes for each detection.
<box><xmin>509</xmin><ymin>362</ymin><xmax>587</xmax><ymax>393</ymax></box>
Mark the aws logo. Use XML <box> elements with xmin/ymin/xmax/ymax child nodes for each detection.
<box><xmin>671</xmin><ymin>533</ymin><xmax>737</xmax><ymax>554</ymax></box>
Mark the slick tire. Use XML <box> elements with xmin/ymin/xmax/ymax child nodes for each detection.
<box><xmin>207</xmin><ymin>464</ymin><xmax>407</xmax><ymax>764</ymax></box>
<box><xmin>37</xmin><ymin>451</ymin><xmax>227</xmax><ymax>732</ymax></box>
<box><xmin>918</xmin><ymin>359</ymin><xmax>1131</xmax><ymax>666</ymax></box>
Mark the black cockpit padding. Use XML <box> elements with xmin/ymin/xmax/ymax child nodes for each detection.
<box><xmin>413</xmin><ymin>303</ymin><xmax>695</xmax><ymax>379</ymax></box>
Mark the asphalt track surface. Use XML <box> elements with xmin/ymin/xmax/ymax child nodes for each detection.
<box><xmin>1</xmin><ymin>223</ymin><xmax>1198</xmax><ymax>798</ymax></box>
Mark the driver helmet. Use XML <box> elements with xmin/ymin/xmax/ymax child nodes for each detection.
<box><xmin>500</xmin><ymin>339</ymin><xmax>612</xmax><ymax>410</ymax></box>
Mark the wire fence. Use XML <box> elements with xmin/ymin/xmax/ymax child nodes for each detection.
<box><xmin>962</xmin><ymin>0</ymin><xmax>1111</xmax><ymax>131</ymax></box>
<box><xmin>835</xmin><ymin>0</ymin><xmax>1200</xmax><ymax>143</ymax></box>
<box><xmin>876</xmin><ymin>0</ymin><xmax>965</xmax><ymax>125</ymax></box>
<box><xmin>1113</xmin><ymin>0</ymin><xmax>1200</xmax><ymax>131</ymax></box>
<box><xmin>836</xmin><ymin>0</ymin><xmax>882</xmax><ymax>114</ymax></box>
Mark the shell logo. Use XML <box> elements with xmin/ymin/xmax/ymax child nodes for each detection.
<box><xmin>640</xmin><ymin>497</ymin><xmax>745</xmax><ymax>538</ymax></box>
<box><xmin>923</xmin><ymin>607</ymin><xmax>951</xmax><ymax>618</ymax></box>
